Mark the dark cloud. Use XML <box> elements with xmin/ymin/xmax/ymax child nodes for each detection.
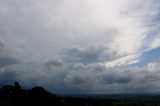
<box><xmin>45</xmin><ymin>59</ymin><xmax>63</xmax><ymax>68</ymax></box>
<box><xmin>0</xmin><ymin>41</ymin><xmax>19</xmax><ymax>86</ymax></box>
<box><xmin>0</xmin><ymin>0</ymin><xmax>159</xmax><ymax>94</ymax></box>
<box><xmin>63</xmin><ymin>74</ymin><xmax>86</xmax><ymax>85</ymax></box>
<box><xmin>0</xmin><ymin>56</ymin><xmax>19</xmax><ymax>67</ymax></box>
<box><xmin>64</xmin><ymin>44</ymin><xmax>118</xmax><ymax>64</ymax></box>
<box><xmin>44</xmin><ymin>59</ymin><xmax>65</xmax><ymax>76</ymax></box>
<box><xmin>0</xmin><ymin>41</ymin><xmax>19</xmax><ymax>67</ymax></box>
<box><xmin>0</xmin><ymin>41</ymin><xmax>4</xmax><ymax>47</ymax></box>
<box><xmin>0</xmin><ymin>68</ymin><xmax>18</xmax><ymax>86</ymax></box>
<box><xmin>0</xmin><ymin>37</ymin><xmax>160</xmax><ymax>94</ymax></box>
<box><xmin>60</xmin><ymin>62</ymin><xmax>160</xmax><ymax>93</ymax></box>
<box><xmin>100</xmin><ymin>74</ymin><xmax>132</xmax><ymax>84</ymax></box>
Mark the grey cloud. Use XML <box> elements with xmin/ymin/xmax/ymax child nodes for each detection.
<box><xmin>44</xmin><ymin>58</ymin><xmax>65</xmax><ymax>75</ymax></box>
<box><xmin>0</xmin><ymin>41</ymin><xmax>19</xmax><ymax>67</ymax></box>
<box><xmin>73</xmin><ymin>63</ymin><xmax>106</xmax><ymax>72</ymax></box>
<box><xmin>63</xmin><ymin>74</ymin><xmax>86</xmax><ymax>85</ymax></box>
<box><xmin>64</xmin><ymin>44</ymin><xmax>118</xmax><ymax>64</ymax></box>
<box><xmin>0</xmin><ymin>41</ymin><xmax>19</xmax><ymax>85</ymax></box>
<box><xmin>0</xmin><ymin>56</ymin><xmax>19</xmax><ymax>67</ymax></box>
<box><xmin>0</xmin><ymin>0</ymin><xmax>159</xmax><ymax>94</ymax></box>
<box><xmin>100</xmin><ymin>74</ymin><xmax>132</xmax><ymax>84</ymax></box>
<box><xmin>63</xmin><ymin>63</ymin><xmax>106</xmax><ymax>87</ymax></box>
<box><xmin>0</xmin><ymin>41</ymin><xmax>4</xmax><ymax>47</ymax></box>
<box><xmin>45</xmin><ymin>59</ymin><xmax>63</xmax><ymax>68</ymax></box>
<box><xmin>61</xmin><ymin>62</ymin><xmax>160</xmax><ymax>93</ymax></box>
<box><xmin>0</xmin><ymin>68</ymin><xmax>18</xmax><ymax>86</ymax></box>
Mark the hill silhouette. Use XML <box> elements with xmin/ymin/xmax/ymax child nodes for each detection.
<box><xmin>0</xmin><ymin>82</ymin><xmax>104</xmax><ymax>106</ymax></box>
<box><xmin>0</xmin><ymin>82</ymin><xmax>160</xmax><ymax>106</ymax></box>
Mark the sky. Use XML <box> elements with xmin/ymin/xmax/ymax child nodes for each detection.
<box><xmin>0</xmin><ymin>0</ymin><xmax>160</xmax><ymax>94</ymax></box>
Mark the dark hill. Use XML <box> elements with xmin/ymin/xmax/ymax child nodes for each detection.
<box><xmin>0</xmin><ymin>82</ymin><xmax>160</xmax><ymax>106</ymax></box>
<box><xmin>0</xmin><ymin>82</ymin><xmax>101</xmax><ymax>106</ymax></box>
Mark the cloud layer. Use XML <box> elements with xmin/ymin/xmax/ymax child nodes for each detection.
<box><xmin>0</xmin><ymin>0</ymin><xmax>160</xmax><ymax>94</ymax></box>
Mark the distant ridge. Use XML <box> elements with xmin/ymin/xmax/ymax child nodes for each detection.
<box><xmin>0</xmin><ymin>82</ymin><xmax>160</xmax><ymax>106</ymax></box>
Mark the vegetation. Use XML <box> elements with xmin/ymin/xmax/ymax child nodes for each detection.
<box><xmin>0</xmin><ymin>82</ymin><xmax>160</xmax><ymax>106</ymax></box>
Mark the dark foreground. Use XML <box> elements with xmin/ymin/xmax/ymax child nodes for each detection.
<box><xmin>0</xmin><ymin>82</ymin><xmax>160</xmax><ymax>106</ymax></box>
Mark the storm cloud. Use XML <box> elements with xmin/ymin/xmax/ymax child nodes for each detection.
<box><xmin>62</xmin><ymin>62</ymin><xmax>160</xmax><ymax>94</ymax></box>
<box><xmin>0</xmin><ymin>0</ymin><xmax>160</xmax><ymax>94</ymax></box>
<box><xmin>0</xmin><ymin>41</ymin><xmax>19</xmax><ymax>85</ymax></box>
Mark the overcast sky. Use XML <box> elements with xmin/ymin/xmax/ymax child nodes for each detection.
<box><xmin>0</xmin><ymin>0</ymin><xmax>160</xmax><ymax>94</ymax></box>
